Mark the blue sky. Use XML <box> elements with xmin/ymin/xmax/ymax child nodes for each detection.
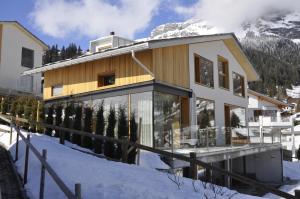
<box><xmin>0</xmin><ymin>0</ymin><xmax>197</xmax><ymax>50</ymax></box>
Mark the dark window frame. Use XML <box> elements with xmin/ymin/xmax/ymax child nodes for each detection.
<box><xmin>218</xmin><ymin>55</ymin><xmax>229</xmax><ymax>90</ymax></box>
<box><xmin>232</xmin><ymin>72</ymin><xmax>245</xmax><ymax>97</ymax></box>
<box><xmin>194</xmin><ymin>53</ymin><xmax>214</xmax><ymax>88</ymax></box>
<box><xmin>21</xmin><ymin>47</ymin><xmax>34</xmax><ymax>68</ymax></box>
<box><xmin>98</xmin><ymin>73</ymin><xmax>115</xmax><ymax>87</ymax></box>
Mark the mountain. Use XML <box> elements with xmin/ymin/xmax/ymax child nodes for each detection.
<box><xmin>150</xmin><ymin>12</ymin><xmax>300</xmax><ymax>99</ymax></box>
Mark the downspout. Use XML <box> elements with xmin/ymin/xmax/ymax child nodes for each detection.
<box><xmin>131</xmin><ymin>50</ymin><xmax>154</xmax><ymax>78</ymax></box>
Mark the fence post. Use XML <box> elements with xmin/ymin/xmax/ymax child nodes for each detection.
<box><xmin>39</xmin><ymin>149</ymin><xmax>47</xmax><ymax>199</ymax></box>
<box><xmin>121</xmin><ymin>136</ymin><xmax>129</xmax><ymax>163</ymax></box>
<box><xmin>15</xmin><ymin>130</ymin><xmax>19</xmax><ymax>162</ymax></box>
<box><xmin>60</xmin><ymin>130</ymin><xmax>65</xmax><ymax>145</ymax></box>
<box><xmin>136</xmin><ymin>118</ymin><xmax>142</xmax><ymax>165</ymax></box>
<box><xmin>295</xmin><ymin>190</ymin><xmax>300</xmax><ymax>199</ymax></box>
<box><xmin>23</xmin><ymin>134</ymin><xmax>30</xmax><ymax>185</ymax></box>
<box><xmin>9</xmin><ymin>120</ymin><xmax>13</xmax><ymax>145</ymax></box>
<box><xmin>75</xmin><ymin>183</ymin><xmax>81</xmax><ymax>199</ymax></box>
<box><xmin>189</xmin><ymin>152</ymin><xmax>197</xmax><ymax>180</ymax></box>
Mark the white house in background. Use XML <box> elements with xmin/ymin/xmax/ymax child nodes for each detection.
<box><xmin>247</xmin><ymin>89</ymin><xmax>291</xmax><ymax>127</ymax></box>
<box><xmin>0</xmin><ymin>21</ymin><xmax>48</xmax><ymax>96</ymax></box>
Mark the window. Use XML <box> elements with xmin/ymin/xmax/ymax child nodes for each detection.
<box><xmin>51</xmin><ymin>85</ymin><xmax>63</xmax><ymax>97</ymax></box>
<box><xmin>154</xmin><ymin>92</ymin><xmax>181</xmax><ymax>149</ymax></box>
<box><xmin>98</xmin><ymin>74</ymin><xmax>115</xmax><ymax>87</ymax></box>
<box><xmin>196</xmin><ymin>98</ymin><xmax>216</xmax><ymax>146</ymax></box>
<box><xmin>21</xmin><ymin>47</ymin><xmax>34</xmax><ymax>68</ymax></box>
<box><xmin>194</xmin><ymin>54</ymin><xmax>214</xmax><ymax>88</ymax></box>
<box><xmin>233</xmin><ymin>72</ymin><xmax>245</xmax><ymax>97</ymax></box>
<box><xmin>218</xmin><ymin>56</ymin><xmax>229</xmax><ymax>89</ymax></box>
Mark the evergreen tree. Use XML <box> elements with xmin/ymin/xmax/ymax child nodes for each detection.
<box><xmin>82</xmin><ymin>107</ymin><xmax>93</xmax><ymax>149</ymax></box>
<box><xmin>94</xmin><ymin>102</ymin><xmax>105</xmax><ymax>154</ymax></box>
<box><xmin>54</xmin><ymin>105</ymin><xmax>63</xmax><ymax>137</ymax></box>
<box><xmin>199</xmin><ymin>108</ymin><xmax>211</xmax><ymax>129</ymax></box>
<box><xmin>104</xmin><ymin>107</ymin><xmax>116</xmax><ymax>158</ymax></box>
<box><xmin>128</xmin><ymin>112</ymin><xmax>138</xmax><ymax>164</ymax></box>
<box><xmin>45</xmin><ymin>105</ymin><xmax>54</xmax><ymax>136</ymax></box>
<box><xmin>63</xmin><ymin>103</ymin><xmax>74</xmax><ymax>141</ymax></box>
<box><xmin>72</xmin><ymin>105</ymin><xmax>82</xmax><ymax>145</ymax></box>
<box><xmin>231</xmin><ymin>112</ymin><xmax>241</xmax><ymax>128</ymax></box>
<box><xmin>77</xmin><ymin>46</ymin><xmax>82</xmax><ymax>56</ymax></box>
<box><xmin>60</xmin><ymin>46</ymin><xmax>66</xmax><ymax>60</ymax></box>
<box><xmin>115</xmin><ymin>107</ymin><xmax>128</xmax><ymax>159</ymax></box>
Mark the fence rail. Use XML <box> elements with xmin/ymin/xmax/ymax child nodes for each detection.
<box><xmin>0</xmin><ymin>114</ymin><xmax>297</xmax><ymax>199</ymax></box>
<box><xmin>0</xmin><ymin>115</ymin><xmax>81</xmax><ymax>199</ymax></box>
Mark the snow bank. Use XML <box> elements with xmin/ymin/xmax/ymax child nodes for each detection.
<box><xmin>139</xmin><ymin>150</ymin><xmax>170</xmax><ymax>170</ymax></box>
<box><xmin>264</xmin><ymin>161</ymin><xmax>300</xmax><ymax>198</ymax></box>
<box><xmin>0</xmin><ymin>124</ymin><xmax>259</xmax><ymax>199</ymax></box>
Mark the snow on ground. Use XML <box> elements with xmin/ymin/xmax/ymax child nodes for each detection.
<box><xmin>264</xmin><ymin>161</ymin><xmax>300</xmax><ymax>198</ymax></box>
<box><xmin>0</xmin><ymin>124</ymin><xmax>261</xmax><ymax>199</ymax></box>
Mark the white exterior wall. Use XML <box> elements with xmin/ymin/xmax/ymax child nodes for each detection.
<box><xmin>0</xmin><ymin>23</ymin><xmax>44</xmax><ymax>95</ymax></box>
<box><xmin>189</xmin><ymin>41</ymin><xmax>248</xmax><ymax>145</ymax></box>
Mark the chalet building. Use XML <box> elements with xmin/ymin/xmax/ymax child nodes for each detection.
<box><xmin>24</xmin><ymin>33</ymin><xmax>284</xmax><ymax>187</ymax></box>
<box><xmin>0</xmin><ymin>21</ymin><xmax>48</xmax><ymax>96</ymax></box>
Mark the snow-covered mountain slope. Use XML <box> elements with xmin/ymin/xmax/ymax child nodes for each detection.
<box><xmin>150</xmin><ymin>12</ymin><xmax>300</xmax><ymax>43</ymax></box>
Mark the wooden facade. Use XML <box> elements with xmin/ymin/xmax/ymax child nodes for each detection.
<box><xmin>44</xmin><ymin>44</ymin><xmax>189</xmax><ymax>100</ymax></box>
<box><xmin>0</xmin><ymin>24</ymin><xmax>2</xmax><ymax>63</ymax></box>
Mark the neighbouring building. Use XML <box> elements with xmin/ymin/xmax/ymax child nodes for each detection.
<box><xmin>0</xmin><ymin>21</ymin><xmax>48</xmax><ymax>96</ymax></box>
<box><xmin>23</xmin><ymin>33</ymin><xmax>284</xmax><ymax>187</ymax></box>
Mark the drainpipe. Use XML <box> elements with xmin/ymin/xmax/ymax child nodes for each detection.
<box><xmin>131</xmin><ymin>50</ymin><xmax>154</xmax><ymax>78</ymax></box>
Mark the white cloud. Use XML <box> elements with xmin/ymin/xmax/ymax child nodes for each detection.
<box><xmin>30</xmin><ymin>0</ymin><xmax>161</xmax><ymax>39</ymax></box>
<box><xmin>175</xmin><ymin>0</ymin><xmax>300</xmax><ymax>32</ymax></box>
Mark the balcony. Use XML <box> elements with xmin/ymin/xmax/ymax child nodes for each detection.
<box><xmin>248</xmin><ymin>116</ymin><xmax>292</xmax><ymax>128</ymax></box>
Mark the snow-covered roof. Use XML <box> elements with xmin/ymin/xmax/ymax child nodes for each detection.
<box><xmin>23</xmin><ymin>33</ymin><xmax>259</xmax><ymax>81</ymax></box>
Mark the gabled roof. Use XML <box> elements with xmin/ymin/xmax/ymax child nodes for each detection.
<box><xmin>248</xmin><ymin>89</ymin><xmax>288</xmax><ymax>107</ymax></box>
<box><xmin>0</xmin><ymin>21</ymin><xmax>48</xmax><ymax>50</ymax></box>
<box><xmin>22</xmin><ymin>33</ymin><xmax>259</xmax><ymax>81</ymax></box>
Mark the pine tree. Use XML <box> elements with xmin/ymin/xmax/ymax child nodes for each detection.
<box><xmin>54</xmin><ymin>105</ymin><xmax>63</xmax><ymax>137</ymax></box>
<box><xmin>46</xmin><ymin>105</ymin><xmax>54</xmax><ymax>136</ymax></box>
<box><xmin>231</xmin><ymin>112</ymin><xmax>240</xmax><ymax>128</ymax></box>
<box><xmin>128</xmin><ymin>112</ymin><xmax>138</xmax><ymax>164</ymax></box>
<box><xmin>72</xmin><ymin>105</ymin><xmax>82</xmax><ymax>145</ymax></box>
<box><xmin>82</xmin><ymin>107</ymin><xmax>93</xmax><ymax>149</ymax></box>
<box><xmin>77</xmin><ymin>46</ymin><xmax>82</xmax><ymax>56</ymax></box>
<box><xmin>60</xmin><ymin>46</ymin><xmax>66</xmax><ymax>60</ymax></box>
<box><xmin>104</xmin><ymin>107</ymin><xmax>116</xmax><ymax>158</ymax></box>
<box><xmin>115</xmin><ymin>107</ymin><xmax>128</xmax><ymax>159</ymax></box>
<box><xmin>94</xmin><ymin>102</ymin><xmax>105</xmax><ymax>154</ymax></box>
<box><xmin>63</xmin><ymin>104</ymin><xmax>74</xmax><ymax>141</ymax></box>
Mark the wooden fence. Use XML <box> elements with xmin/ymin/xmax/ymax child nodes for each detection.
<box><xmin>0</xmin><ymin>114</ymin><xmax>298</xmax><ymax>199</ymax></box>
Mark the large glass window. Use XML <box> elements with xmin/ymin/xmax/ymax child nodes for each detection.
<box><xmin>93</xmin><ymin>95</ymin><xmax>128</xmax><ymax>135</ymax></box>
<box><xmin>218</xmin><ymin>56</ymin><xmax>229</xmax><ymax>89</ymax></box>
<box><xmin>154</xmin><ymin>92</ymin><xmax>181</xmax><ymax>149</ymax></box>
<box><xmin>194</xmin><ymin>54</ymin><xmax>214</xmax><ymax>88</ymax></box>
<box><xmin>196</xmin><ymin>98</ymin><xmax>216</xmax><ymax>146</ymax></box>
<box><xmin>131</xmin><ymin>92</ymin><xmax>153</xmax><ymax>147</ymax></box>
<box><xmin>225</xmin><ymin>105</ymin><xmax>247</xmax><ymax>145</ymax></box>
<box><xmin>233</xmin><ymin>72</ymin><xmax>245</xmax><ymax>97</ymax></box>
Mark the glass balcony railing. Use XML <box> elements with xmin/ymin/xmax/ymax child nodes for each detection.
<box><xmin>160</xmin><ymin>125</ymin><xmax>284</xmax><ymax>151</ymax></box>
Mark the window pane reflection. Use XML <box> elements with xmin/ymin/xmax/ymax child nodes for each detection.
<box><xmin>131</xmin><ymin>92</ymin><xmax>153</xmax><ymax>147</ymax></box>
<box><xmin>154</xmin><ymin>92</ymin><xmax>181</xmax><ymax>149</ymax></box>
<box><xmin>196</xmin><ymin>99</ymin><xmax>216</xmax><ymax>146</ymax></box>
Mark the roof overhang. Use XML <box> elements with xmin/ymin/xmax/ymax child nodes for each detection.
<box><xmin>23</xmin><ymin>42</ymin><xmax>149</xmax><ymax>75</ymax></box>
<box><xmin>0</xmin><ymin>21</ymin><xmax>48</xmax><ymax>50</ymax></box>
<box><xmin>22</xmin><ymin>33</ymin><xmax>259</xmax><ymax>82</ymax></box>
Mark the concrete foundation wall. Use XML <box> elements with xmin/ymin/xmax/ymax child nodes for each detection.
<box><xmin>232</xmin><ymin>149</ymin><xmax>283</xmax><ymax>184</ymax></box>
